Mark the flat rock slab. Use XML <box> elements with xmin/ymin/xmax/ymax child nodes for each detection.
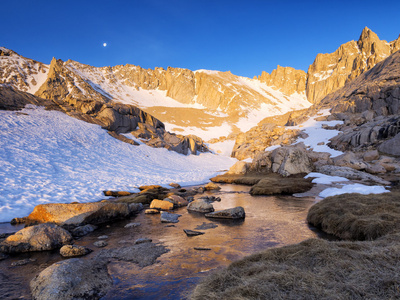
<box><xmin>183</xmin><ymin>229</ymin><xmax>205</xmax><ymax>236</ymax></box>
<box><xmin>160</xmin><ymin>212</ymin><xmax>182</xmax><ymax>223</ymax></box>
<box><xmin>250</xmin><ymin>175</ymin><xmax>313</xmax><ymax>195</ymax></box>
<box><xmin>205</xmin><ymin>207</ymin><xmax>245</xmax><ymax>219</ymax></box>
<box><xmin>25</xmin><ymin>202</ymin><xmax>131</xmax><ymax>226</ymax></box>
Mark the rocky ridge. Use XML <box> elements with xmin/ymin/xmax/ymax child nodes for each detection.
<box><xmin>257</xmin><ymin>27</ymin><xmax>400</xmax><ymax>104</ymax></box>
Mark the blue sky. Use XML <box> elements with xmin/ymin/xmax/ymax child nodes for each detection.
<box><xmin>2</xmin><ymin>0</ymin><xmax>400</xmax><ymax>78</ymax></box>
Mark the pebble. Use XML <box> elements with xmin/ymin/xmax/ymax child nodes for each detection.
<box><xmin>93</xmin><ymin>240</ymin><xmax>108</xmax><ymax>248</ymax></box>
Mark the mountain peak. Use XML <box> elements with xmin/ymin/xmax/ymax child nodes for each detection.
<box><xmin>358</xmin><ymin>26</ymin><xmax>379</xmax><ymax>43</ymax></box>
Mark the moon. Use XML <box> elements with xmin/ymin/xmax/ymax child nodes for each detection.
<box><xmin>103</xmin><ymin>43</ymin><xmax>107</xmax><ymax>47</ymax></box>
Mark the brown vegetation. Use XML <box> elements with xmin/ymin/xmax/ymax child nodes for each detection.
<box><xmin>191</xmin><ymin>233</ymin><xmax>400</xmax><ymax>300</ymax></box>
<box><xmin>307</xmin><ymin>191</ymin><xmax>400</xmax><ymax>240</ymax></box>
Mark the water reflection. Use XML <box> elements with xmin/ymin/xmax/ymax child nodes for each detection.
<box><xmin>0</xmin><ymin>184</ymin><xmax>322</xmax><ymax>299</ymax></box>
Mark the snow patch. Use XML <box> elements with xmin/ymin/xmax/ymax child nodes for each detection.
<box><xmin>319</xmin><ymin>183</ymin><xmax>389</xmax><ymax>198</ymax></box>
<box><xmin>305</xmin><ymin>172</ymin><xmax>349</xmax><ymax>184</ymax></box>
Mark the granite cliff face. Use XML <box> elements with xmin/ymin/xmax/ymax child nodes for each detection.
<box><xmin>306</xmin><ymin>27</ymin><xmax>400</xmax><ymax>103</ymax></box>
<box><xmin>256</xmin><ymin>27</ymin><xmax>400</xmax><ymax>105</ymax></box>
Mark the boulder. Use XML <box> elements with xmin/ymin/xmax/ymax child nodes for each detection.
<box><xmin>363</xmin><ymin>150</ymin><xmax>380</xmax><ymax>162</ymax></box>
<box><xmin>0</xmin><ymin>223</ymin><xmax>72</xmax><ymax>253</ymax></box>
<box><xmin>150</xmin><ymin>199</ymin><xmax>174</xmax><ymax>211</ymax></box>
<box><xmin>30</xmin><ymin>258</ymin><xmax>112</xmax><ymax>300</ymax></box>
<box><xmin>60</xmin><ymin>245</ymin><xmax>92</xmax><ymax>257</ymax></box>
<box><xmin>227</xmin><ymin>161</ymin><xmax>250</xmax><ymax>175</ymax></box>
<box><xmin>26</xmin><ymin>202</ymin><xmax>130</xmax><ymax>226</ymax></box>
<box><xmin>378</xmin><ymin>133</ymin><xmax>400</xmax><ymax>156</ymax></box>
<box><xmin>205</xmin><ymin>207</ymin><xmax>245</xmax><ymax>219</ymax></box>
<box><xmin>187</xmin><ymin>199</ymin><xmax>214</xmax><ymax>213</ymax></box>
<box><xmin>169</xmin><ymin>183</ymin><xmax>181</xmax><ymax>189</ymax></box>
<box><xmin>333</xmin><ymin>152</ymin><xmax>367</xmax><ymax>170</ymax></box>
<box><xmin>164</xmin><ymin>195</ymin><xmax>188</xmax><ymax>208</ymax></box>
<box><xmin>160</xmin><ymin>212</ymin><xmax>182</xmax><ymax>223</ymax></box>
<box><xmin>250</xmin><ymin>175</ymin><xmax>313</xmax><ymax>195</ymax></box>
<box><xmin>204</xmin><ymin>182</ymin><xmax>221</xmax><ymax>191</ymax></box>
<box><xmin>270</xmin><ymin>144</ymin><xmax>313</xmax><ymax>176</ymax></box>
<box><xmin>365</xmin><ymin>163</ymin><xmax>387</xmax><ymax>174</ymax></box>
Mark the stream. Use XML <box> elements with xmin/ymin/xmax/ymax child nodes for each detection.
<box><xmin>0</xmin><ymin>184</ymin><xmax>329</xmax><ymax>299</ymax></box>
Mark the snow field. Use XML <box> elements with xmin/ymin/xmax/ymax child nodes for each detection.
<box><xmin>0</xmin><ymin>106</ymin><xmax>236</xmax><ymax>222</ymax></box>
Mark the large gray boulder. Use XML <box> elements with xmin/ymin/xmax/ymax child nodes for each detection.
<box><xmin>0</xmin><ymin>223</ymin><xmax>72</xmax><ymax>253</ymax></box>
<box><xmin>30</xmin><ymin>258</ymin><xmax>112</xmax><ymax>300</ymax></box>
<box><xmin>379</xmin><ymin>133</ymin><xmax>400</xmax><ymax>156</ymax></box>
<box><xmin>271</xmin><ymin>144</ymin><xmax>313</xmax><ymax>176</ymax></box>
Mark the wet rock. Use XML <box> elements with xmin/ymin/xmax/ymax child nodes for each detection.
<box><xmin>134</xmin><ymin>238</ymin><xmax>152</xmax><ymax>244</ymax></box>
<box><xmin>150</xmin><ymin>199</ymin><xmax>174</xmax><ymax>211</ymax></box>
<box><xmin>30</xmin><ymin>258</ymin><xmax>112</xmax><ymax>300</ymax></box>
<box><xmin>250</xmin><ymin>175</ymin><xmax>313</xmax><ymax>195</ymax></box>
<box><xmin>187</xmin><ymin>199</ymin><xmax>214</xmax><ymax>213</ymax></box>
<box><xmin>60</xmin><ymin>245</ymin><xmax>92</xmax><ymax>257</ymax></box>
<box><xmin>11</xmin><ymin>258</ymin><xmax>37</xmax><ymax>267</ymax></box>
<box><xmin>96</xmin><ymin>242</ymin><xmax>168</xmax><ymax>267</ymax></box>
<box><xmin>98</xmin><ymin>235</ymin><xmax>109</xmax><ymax>240</ymax></box>
<box><xmin>145</xmin><ymin>209</ymin><xmax>160</xmax><ymax>214</ymax></box>
<box><xmin>160</xmin><ymin>211</ymin><xmax>182</xmax><ymax>223</ymax></box>
<box><xmin>93</xmin><ymin>241</ymin><xmax>108</xmax><ymax>248</ymax></box>
<box><xmin>194</xmin><ymin>222</ymin><xmax>218</xmax><ymax>230</ymax></box>
<box><xmin>199</xmin><ymin>196</ymin><xmax>221</xmax><ymax>202</ymax></box>
<box><xmin>183</xmin><ymin>229</ymin><xmax>205</xmax><ymax>236</ymax></box>
<box><xmin>205</xmin><ymin>207</ymin><xmax>245</xmax><ymax>219</ymax></box>
<box><xmin>25</xmin><ymin>202</ymin><xmax>130</xmax><ymax>226</ymax></box>
<box><xmin>204</xmin><ymin>182</ymin><xmax>221</xmax><ymax>191</ymax></box>
<box><xmin>70</xmin><ymin>224</ymin><xmax>98</xmax><ymax>237</ymax></box>
<box><xmin>0</xmin><ymin>223</ymin><xmax>72</xmax><ymax>253</ymax></box>
<box><xmin>124</xmin><ymin>222</ymin><xmax>141</xmax><ymax>228</ymax></box>
<box><xmin>164</xmin><ymin>195</ymin><xmax>189</xmax><ymax>208</ymax></box>
<box><xmin>194</xmin><ymin>247</ymin><xmax>211</xmax><ymax>251</ymax></box>
<box><xmin>128</xmin><ymin>203</ymin><xmax>144</xmax><ymax>213</ymax></box>
<box><xmin>117</xmin><ymin>186</ymin><xmax>170</xmax><ymax>205</ymax></box>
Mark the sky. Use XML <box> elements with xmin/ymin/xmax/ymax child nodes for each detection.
<box><xmin>2</xmin><ymin>0</ymin><xmax>400</xmax><ymax>78</ymax></box>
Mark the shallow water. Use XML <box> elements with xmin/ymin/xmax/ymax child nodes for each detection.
<box><xmin>0</xmin><ymin>184</ymin><xmax>325</xmax><ymax>299</ymax></box>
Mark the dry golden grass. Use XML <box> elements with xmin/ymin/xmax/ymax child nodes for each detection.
<box><xmin>191</xmin><ymin>190</ymin><xmax>400</xmax><ymax>299</ymax></box>
<box><xmin>191</xmin><ymin>234</ymin><xmax>400</xmax><ymax>300</ymax></box>
<box><xmin>307</xmin><ymin>191</ymin><xmax>400</xmax><ymax>241</ymax></box>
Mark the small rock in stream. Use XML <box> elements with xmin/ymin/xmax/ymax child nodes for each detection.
<box><xmin>11</xmin><ymin>258</ymin><xmax>37</xmax><ymax>266</ymax></box>
<box><xmin>134</xmin><ymin>238</ymin><xmax>152</xmax><ymax>244</ymax></box>
<box><xmin>124</xmin><ymin>222</ymin><xmax>141</xmax><ymax>228</ymax></box>
<box><xmin>60</xmin><ymin>245</ymin><xmax>92</xmax><ymax>257</ymax></box>
<box><xmin>183</xmin><ymin>229</ymin><xmax>205</xmax><ymax>236</ymax></box>
<box><xmin>145</xmin><ymin>209</ymin><xmax>160</xmax><ymax>214</ymax></box>
<box><xmin>194</xmin><ymin>222</ymin><xmax>218</xmax><ymax>230</ymax></box>
<box><xmin>160</xmin><ymin>211</ymin><xmax>182</xmax><ymax>223</ymax></box>
<box><xmin>94</xmin><ymin>240</ymin><xmax>108</xmax><ymax>248</ymax></box>
<box><xmin>194</xmin><ymin>247</ymin><xmax>211</xmax><ymax>251</ymax></box>
<box><xmin>98</xmin><ymin>235</ymin><xmax>109</xmax><ymax>240</ymax></box>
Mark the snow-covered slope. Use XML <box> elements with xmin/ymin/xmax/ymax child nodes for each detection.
<box><xmin>0</xmin><ymin>106</ymin><xmax>236</xmax><ymax>222</ymax></box>
<box><xmin>0</xmin><ymin>47</ymin><xmax>49</xmax><ymax>94</ymax></box>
